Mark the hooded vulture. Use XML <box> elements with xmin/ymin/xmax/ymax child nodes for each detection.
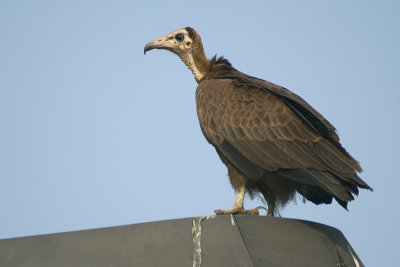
<box><xmin>144</xmin><ymin>27</ymin><xmax>372</xmax><ymax>216</ymax></box>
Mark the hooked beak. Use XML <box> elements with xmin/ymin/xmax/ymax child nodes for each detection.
<box><xmin>144</xmin><ymin>34</ymin><xmax>174</xmax><ymax>55</ymax></box>
<box><xmin>143</xmin><ymin>41</ymin><xmax>156</xmax><ymax>54</ymax></box>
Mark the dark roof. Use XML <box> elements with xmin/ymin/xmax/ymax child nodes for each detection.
<box><xmin>0</xmin><ymin>215</ymin><xmax>363</xmax><ymax>267</ymax></box>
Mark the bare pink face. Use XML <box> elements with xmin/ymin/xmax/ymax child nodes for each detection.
<box><xmin>144</xmin><ymin>28</ymin><xmax>193</xmax><ymax>55</ymax></box>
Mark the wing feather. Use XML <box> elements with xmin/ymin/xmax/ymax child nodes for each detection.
<box><xmin>196</xmin><ymin>78</ymin><xmax>370</xmax><ymax>192</ymax></box>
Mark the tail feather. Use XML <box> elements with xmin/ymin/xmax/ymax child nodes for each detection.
<box><xmin>276</xmin><ymin>168</ymin><xmax>355</xmax><ymax>202</ymax></box>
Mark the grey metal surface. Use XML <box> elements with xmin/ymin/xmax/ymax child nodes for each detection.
<box><xmin>0</xmin><ymin>215</ymin><xmax>363</xmax><ymax>267</ymax></box>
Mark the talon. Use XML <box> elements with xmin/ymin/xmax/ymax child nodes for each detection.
<box><xmin>243</xmin><ymin>208</ymin><xmax>259</xmax><ymax>215</ymax></box>
<box><xmin>214</xmin><ymin>185</ymin><xmax>267</xmax><ymax>216</ymax></box>
<box><xmin>214</xmin><ymin>209</ymin><xmax>226</xmax><ymax>215</ymax></box>
<box><xmin>214</xmin><ymin>206</ymin><xmax>263</xmax><ymax>216</ymax></box>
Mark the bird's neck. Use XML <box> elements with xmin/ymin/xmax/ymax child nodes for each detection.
<box><xmin>179</xmin><ymin>50</ymin><xmax>210</xmax><ymax>83</ymax></box>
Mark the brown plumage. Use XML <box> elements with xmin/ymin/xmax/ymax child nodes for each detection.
<box><xmin>144</xmin><ymin>27</ymin><xmax>372</xmax><ymax>216</ymax></box>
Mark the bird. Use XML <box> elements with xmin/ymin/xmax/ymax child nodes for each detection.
<box><xmin>144</xmin><ymin>27</ymin><xmax>372</xmax><ymax>216</ymax></box>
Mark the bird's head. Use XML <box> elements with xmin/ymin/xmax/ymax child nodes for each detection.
<box><xmin>144</xmin><ymin>27</ymin><xmax>195</xmax><ymax>56</ymax></box>
<box><xmin>144</xmin><ymin>27</ymin><xmax>210</xmax><ymax>82</ymax></box>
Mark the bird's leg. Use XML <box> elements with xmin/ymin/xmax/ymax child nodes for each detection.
<box><xmin>267</xmin><ymin>203</ymin><xmax>275</xmax><ymax>217</ymax></box>
<box><xmin>214</xmin><ymin>185</ymin><xmax>261</xmax><ymax>215</ymax></box>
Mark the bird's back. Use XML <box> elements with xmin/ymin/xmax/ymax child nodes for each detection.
<box><xmin>195</xmin><ymin>56</ymin><xmax>371</xmax><ymax>210</ymax></box>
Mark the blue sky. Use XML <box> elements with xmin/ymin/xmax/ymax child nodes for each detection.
<box><xmin>1</xmin><ymin>1</ymin><xmax>399</xmax><ymax>265</ymax></box>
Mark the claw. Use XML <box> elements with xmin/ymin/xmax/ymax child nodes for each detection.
<box><xmin>214</xmin><ymin>206</ymin><xmax>265</xmax><ymax>216</ymax></box>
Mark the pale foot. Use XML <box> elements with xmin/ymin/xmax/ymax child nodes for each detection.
<box><xmin>214</xmin><ymin>206</ymin><xmax>265</xmax><ymax>215</ymax></box>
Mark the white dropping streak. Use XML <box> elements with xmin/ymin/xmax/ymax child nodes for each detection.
<box><xmin>230</xmin><ymin>214</ymin><xmax>236</xmax><ymax>226</ymax></box>
<box><xmin>192</xmin><ymin>216</ymin><xmax>215</xmax><ymax>267</ymax></box>
<box><xmin>348</xmin><ymin>246</ymin><xmax>361</xmax><ymax>267</ymax></box>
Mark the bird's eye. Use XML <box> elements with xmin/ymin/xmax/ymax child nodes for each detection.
<box><xmin>175</xmin><ymin>33</ymin><xmax>184</xmax><ymax>42</ymax></box>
